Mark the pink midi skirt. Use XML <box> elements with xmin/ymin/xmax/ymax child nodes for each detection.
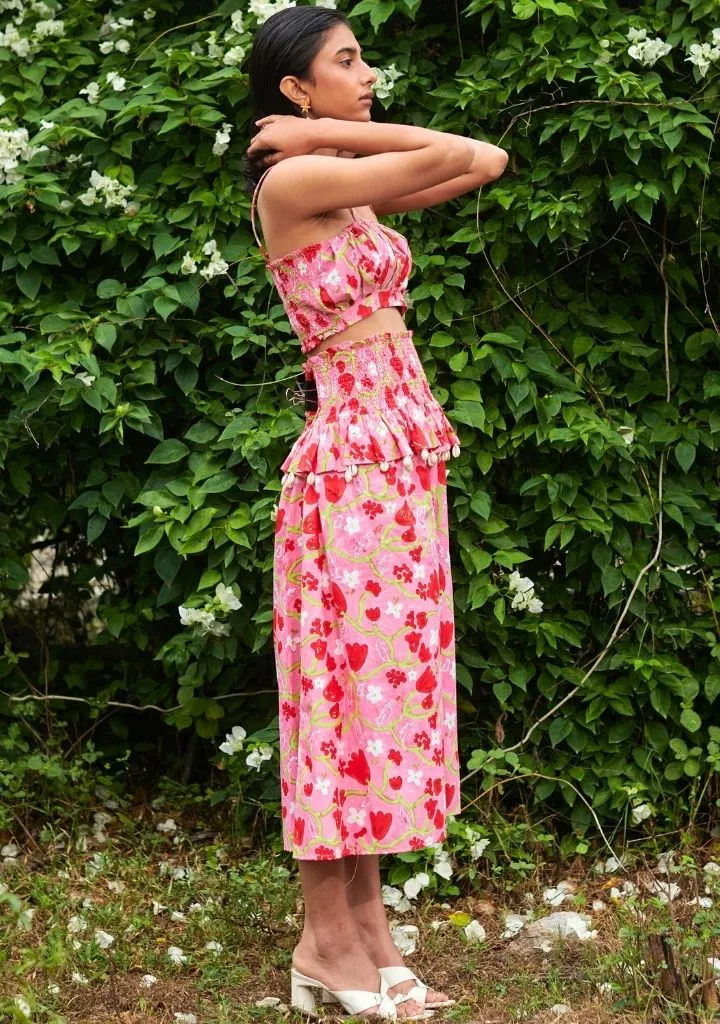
<box><xmin>272</xmin><ymin>330</ymin><xmax>462</xmax><ymax>860</ymax></box>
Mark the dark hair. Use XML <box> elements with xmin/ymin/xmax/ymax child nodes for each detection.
<box><xmin>244</xmin><ymin>6</ymin><xmax>351</xmax><ymax>191</ymax></box>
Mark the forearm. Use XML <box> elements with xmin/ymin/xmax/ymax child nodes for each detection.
<box><xmin>311</xmin><ymin>117</ymin><xmax>474</xmax><ymax>167</ymax></box>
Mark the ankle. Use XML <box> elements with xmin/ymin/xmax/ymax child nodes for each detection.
<box><xmin>295</xmin><ymin>930</ymin><xmax>357</xmax><ymax>963</ymax></box>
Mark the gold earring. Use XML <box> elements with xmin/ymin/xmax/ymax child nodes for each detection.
<box><xmin>300</xmin><ymin>96</ymin><xmax>311</xmax><ymax>116</ymax></box>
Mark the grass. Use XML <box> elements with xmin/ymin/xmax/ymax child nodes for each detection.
<box><xmin>2</xmin><ymin>801</ymin><xmax>720</xmax><ymax>1024</ymax></box>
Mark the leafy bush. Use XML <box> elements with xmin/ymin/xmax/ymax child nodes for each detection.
<box><xmin>1</xmin><ymin>0</ymin><xmax>719</xmax><ymax>843</ymax></box>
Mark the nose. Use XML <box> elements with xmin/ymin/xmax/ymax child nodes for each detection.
<box><xmin>362</xmin><ymin>61</ymin><xmax>378</xmax><ymax>87</ymax></box>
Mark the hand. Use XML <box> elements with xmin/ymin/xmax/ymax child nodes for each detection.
<box><xmin>246</xmin><ymin>114</ymin><xmax>316</xmax><ymax>166</ymax></box>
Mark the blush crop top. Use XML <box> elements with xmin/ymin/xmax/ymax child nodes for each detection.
<box><xmin>250</xmin><ymin>167</ymin><xmax>412</xmax><ymax>354</ymax></box>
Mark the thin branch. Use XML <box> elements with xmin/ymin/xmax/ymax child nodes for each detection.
<box><xmin>6</xmin><ymin>690</ymin><xmax>278</xmax><ymax>713</ymax></box>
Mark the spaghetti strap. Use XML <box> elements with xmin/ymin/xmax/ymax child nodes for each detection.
<box><xmin>250</xmin><ymin>167</ymin><xmax>274</xmax><ymax>260</ymax></box>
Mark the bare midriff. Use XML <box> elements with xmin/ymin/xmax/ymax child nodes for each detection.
<box><xmin>308</xmin><ymin>307</ymin><xmax>408</xmax><ymax>359</ymax></box>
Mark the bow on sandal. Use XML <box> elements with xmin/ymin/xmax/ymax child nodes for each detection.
<box><xmin>378</xmin><ymin>966</ymin><xmax>456</xmax><ymax>1010</ymax></box>
<box><xmin>291</xmin><ymin>967</ymin><xmax>433</xmax><ymax>1020</ymax></box>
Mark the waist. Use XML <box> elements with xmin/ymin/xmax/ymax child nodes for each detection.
<box><xmin>301</xmin><ymin>330</ymin><xmax>427</xmax><ymax>410</ymax></box>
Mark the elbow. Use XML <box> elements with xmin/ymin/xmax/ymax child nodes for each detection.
<box><xmin>443</xmin><ymin>138</ymin><xmax>476</xmax><ymax>178</ymax></box>
<box><xmin>478</xmin><ymin>147</ymin><xmax>509</xmax><ymax>185</ymax></box>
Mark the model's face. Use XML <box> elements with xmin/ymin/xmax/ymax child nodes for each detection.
<box><xmin>283</xmin><ymin>23</ymin><xmax>378</xmax><ymax>120</ymax></box>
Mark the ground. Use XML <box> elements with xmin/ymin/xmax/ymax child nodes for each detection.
<box><xmin>2</xmin><ymin>802</ymin><xmax>719</xmax><ymax>1024</ymax></box>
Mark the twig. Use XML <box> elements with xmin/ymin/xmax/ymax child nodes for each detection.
<box><xmin>6</xmin><ymin>690</ymin><xmax>278</xmax><ymax>713</ymax></box>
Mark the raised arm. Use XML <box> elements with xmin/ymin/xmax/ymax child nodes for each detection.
<box><xmin>248</xmin><ymin>116</ymin><xmax>506</xmax><ymax>218</ymax></box>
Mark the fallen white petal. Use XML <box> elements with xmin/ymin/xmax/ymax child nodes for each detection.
<box><xmin>141</xmin><ymin>974</ymin><xmax>158</xmax><ymax>987</ymax></box>
<box><xmin>464</xmin><ymin>919</ymin><xmax>486</xmax><ymax>943</ymax></box>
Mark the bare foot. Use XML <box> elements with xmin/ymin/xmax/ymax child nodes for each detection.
<box><xmin>293</xmin><ymin>939</ymin><xmax>427</xmax><ymax>1018</ymax></box>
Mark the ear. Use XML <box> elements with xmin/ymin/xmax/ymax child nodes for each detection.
<box><xmin>279</xmin><ymin>75</ymin><xmax>308</xmax><ymax>109</ymax></box>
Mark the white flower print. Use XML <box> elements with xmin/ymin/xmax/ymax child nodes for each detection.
<box><xmin>348</xmin><ymin>424</ymin><xmax>362</xmax><ymax>440</ymax></box>
<box><xmin>411</xmin><ymin>406</ymin><xmax>424</xmax><ymax>423</ymax></box>
<box><xmin>324</xmin><ymin>268</ymin><xmax>342</xmax><ymax>288</ymax></box>
<box><xmin>444</xmin><ymin>712</ymin><xmax>456</xmax><ymax>729</ymax></box>
<box><xmin>396</xmin><ymin>394</ymin><xmax>408</xmax><ymax>408</ymax></box>
<box><xmin>313</xmin><ymin>676</ymin><xmax>325</xmax><ymax>690</ymax></box>
<box><xmin>413</xmin><ymin>564</ymin><xmax>426</xmax><ymax>581</ymax></box>
<box><xmin>385</xmin><ymin>600</ymin><xmax>403</xmax><ymax>619</ymax></box>
<box><xmin>385</xmin><ymin>500</ymin><xmax>399</xmax><ymax>514</ymax></box>
<box><xmin>347</xmin><ymin>808</ymin><xmax>366</xmax><ymax>825</ymax></box>
<box><xmin>344</xmin><ymin>516</ymin><xmax>361</xmax><ymax>534</ymax></box>
<box><xmin>342</xmin><ymin>569</ymin><xmax>360</xmax><ymax>589</ymax></box>
<box><xmin>316</xmin><ymin>776</ymin><xmax>330</xmax><ymax>796</ymax></box>
<box><xmin>368</xmin><ymin>361</ymin><xmax>378</xmax><ymax>375</ymax></box>
<box><xmin>366</xmin><ymin>685</ymin><xmax>383</xmax><ymax>704</ymax></box>
<box><xmin>430</xmin><ymin>730</ymin><xmax>441</xmax><ymax>747</ymax></box>
<box><xmin>297</xmin><ymin>259</ymin><xmax>308</xmax><ymax>274</ymax></box>
<box><xmin>407</xmin><ymin>769</ymin><xmax>423</xmax><ymax>786</ymax></box>
<box><xmin>429</xmin><ymin>628</ymin><xmax>438</xmax><ymax>646</ymax></box>
<box><xmin>366</xmin><ymin>738</ymin><xmax>384</xmax><ymax>757</ymax></box>
<box><xmin>375</xmin><ymin>422</ymin><xmax>388</xmax><ymax>437</ymax></box>
<box><xmin>408</xmin><ymin>669</ymin><xmax>417</xmax><ymax>683</ymax></box>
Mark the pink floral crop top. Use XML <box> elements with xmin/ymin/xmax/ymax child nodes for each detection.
<box><xmin>250</xmin><ymin>167</ymin><xmax>412</xmax><ymax>354</ymax></box>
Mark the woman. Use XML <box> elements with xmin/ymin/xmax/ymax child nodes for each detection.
<box><xmin>246</xmin><ymin>7</ymin><xmax>507</xmax><ymax>1019</ymax></box>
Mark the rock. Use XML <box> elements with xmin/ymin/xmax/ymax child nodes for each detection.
<box><xmin>550</xmin><ymin>1004</ymin><xmax>570</xmax><ymax>1015</ymax></box>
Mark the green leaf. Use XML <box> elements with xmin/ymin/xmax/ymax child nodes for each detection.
<box><xmin>680</xmin><ymin>708</ymin><xmax>702</xmax><ymax>733</ymax></box>
<box><xmin>135</xmin><ymin>523</ymin><xmax>165</xmax><ymax>555</ymax></box>
<box><xmin>97</xmin><ymin>279</ymin><xmax>125</xmax><ymax>298</ymax></box>
<box><xmin>674</xmin><ymin>441</ymin><xmax>696</xmax><ymax>472</ymax></box>
<box><xmin>95</xmin><ymin>324</ymin><xmax>117</xmax><ymax>350</ymax></box>
<box><xmin>16</xmin><ymin>267</ymin><xmax>41</xmax><ymax>299</ymax></box>
<box><xmin>548</xmin><ymin>717</ymin><xmax>572</xmax><ymax>747</ymax></box>
<box><xmin>146</xmin><ymin>439</ymin><xmax>190</xmax><ymax>464</ymax></box>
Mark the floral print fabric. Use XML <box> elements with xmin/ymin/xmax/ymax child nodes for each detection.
<box><xmin>273</xmin><ymin>332</ymin><xmax>461</xmax><ymax>860</ymax></box>
<box><xmin>250</xmin><ymin>168</ymin><xmax>412</xmax><ymax>354</ymax></box>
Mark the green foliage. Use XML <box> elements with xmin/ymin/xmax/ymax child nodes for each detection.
<box><xmin>1</xmin><ymin>0</ymin><xmax>719</xmax><ymax>839</ymax></box>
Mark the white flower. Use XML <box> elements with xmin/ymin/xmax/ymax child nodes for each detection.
<box><xmin>106</xmin><ymin>71</ymin><xmax>127</xmax><ymax>92</ymax></box>
<box><xmin>79</xmin><ymin>81</ymin><xmax>100</xmax><ymax>103</ymax></box>
<box><xmin>204</xmin><ymin>941</ymin><xmax>223</xmax><ymax>955</ymax></box>
<box><xmin>198</xmin><ymin>241</ymin><xmax>230</xmax><ymax>279</ymax></box>
<box><xmin>384</xmin><ymin>600</ymin><xmax>403</xmax><ymax>619</ymax></box>
<box><xmin>167</xmin><ymin>945</ymin><xmax>188</xmax><ymax>965</ymax></box>
<box><xmin>219</xmin><ymin>725</ymin><xmax>246</xmax><ymax>755</ymax></box>
<box><xmin>627</xmin><ymin>37</ymin><xmax>672</xmax><ymax>66</ymax></box>
<box><xmin>34</xmin><ymin>18</ymin><xmax>64</xmax><ymax>37</ymax></box>
<box><xmin>403</xmin><ymin>872</ymin><xmax>430</xmax><ymax>900</ymax></box>
<box><xmin>141</xmin><ymin>974</ymin><xmax>158</xmax><ymax>987</ymax></box>
<box><xmin>341</xmin><ymin>569</ymin><xmax>360</xmax><ymax>590</ymax></box>
<box><xmin>174</xmin><ymin>1015</ymin><xmax>197</xmax><ymax>1024</ymax></box>
<box><xmin>0</xmin><ymin>126</ymin><xmax>46</xmax><ymax>185</ymax></box>
<box><xmin>230</xmin><ymin>10</ymin><xmax>244</xmax><ymax>32</ymax></box>
<box><xmin>508</xmin><ymin>570</ymin><xmax>534</xmax><ymax>594</ymax></box>
<box><xmin>501</xmin><ymin>912</ymin><xmax>526</xmax><ymax>939</ymax></box>
<box><xmin>144</xmin><ymin>8</ymin><xmax>155</xmax><ymax>18</ymax></box>
<box><xmin>344</xmin><ymin>516</ymin><xmax>360</xmax><ymax>534</ymax></box>
<box><xmin>391</xmin><ymin>923</ymin><xmax>418</xmax><ymax>956</ymax></box>
<box><xmin>433</xmin><ymin>847</ymin><xmax>453</xmax><ymax>880</ymax></box>
<box><xmin>246</xmin><ymin>744</ymin><xmax>273</xmax><ymax>770</ymax></box>
<box><xmin>215</xmin><ymin>582</ymin><xmax>241</xmax><ymax>612</ymax></box>
<box><xmin>212</xmin><ymin>121</ymin><xmax>232</xmax><ymax>156</ymax></box>
<box><xmin>626</xmin><ymin>27</ymin><xmax>648</xmax><ymax>44</ymax></box>
<box><xmin>14</xmin><ymin>995</ymin><xmax>32</xmax><ymax>1017</ymax></box>
<box><xmin>366</xmin><ymin>738</ymin><xmax>384</xmax><ymax>757</ymax></box>
<box><xmin>316</xmin><ymin>775</ymin><xmax>330</xmax><ymax>796</ymax></box>
<box><xmin>206</xmin><ymin>30</ymin><xmax>224</xmax><ymax>60</ymax></box>
<box><xmin>631</xmin><ymin>802</ymin><xmax>653</xmax><ymax>824</ymax></box>
<box><xmin>382</xmin><ymin>884</ymin><xmax>411</xmax><ymax>912</ymax></box>
<box><xmin>0</xmin><ymin>24</ymin><xmax>33</xmax><ymax>58</ymax></box>
<box><xmin>617</xmin><ymin>426</ymin><xmax>634</xmax><ymax>445</ymax></box>
<box><xmin>249</xmin><ymin>0</ymin><xmax>297</xmax><ymax>25</ymax></box>
<box><xmin>470</xmin><ymin>838</ymin><xmax>490</xmax><ymax>860</ymax></box>
<box><xmin>315</xmin><ymin>0</ymin><xmax>337</xmax><ymax>6</ymax></box>
<box><xmin>67</xmin><ymin>915</ymin><xmax>88</xmax><ymax>934</ymax></box>
<box><xmin>75</xmin><ymin>372</ymin><xmax>95</xmax><ymax>387</ymax></box>
<box><xmin>71</xmin><ymin>971</ymin><xmax>89</xmax><ymax>985</ymax></box>
<box><xmin>39</xmin><ymin>119</ymin><xmax>54</xmax><ymax>130</ymax></box>
<box><xmin>156</xmin><ymin>817</ymin><xmax>178</xmax><ymax>832</ymax></box>
<box><xmin>372</xmin><ymin>63</ymin><xmax>403</xmax><ymax>100</ymax></box>
<box><xmin>464</xmin><ymin>919</ymin><xmax>486</xmax><ymax>943</ymax></box>
<box><xmin>115</xmin><ymin>39</ymin><xmax>130</xmax><ymax>53</ymax></box>
<box><xmin>78</xmin><ymin>169</ymin><xmax>136</xmax><ymax>210</ymax></box>
<box><xmin>94</xmin><ymin>929</ymin><xmax>115</xmax><ymax>949</ymax></box>
<box><xmin>181</xmin><ymin>253</ymin><xmax>197</xmax><ymax>274</ymax></box>
<box><xmin>686</xmin><ymin>41</ymin><xmax>720</xmax><ymax>76</ymax></box>
<box><xmin>99</xmin><ymin>40</ymin><xmax>115</xmax><ymax>53</ymax></box>
<box><xmin>223</xmin><ymin>44</ymin><xmax>245</xmax><ymax>66</ymax></box>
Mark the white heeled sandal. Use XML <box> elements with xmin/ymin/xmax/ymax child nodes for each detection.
<box><xmin>290</xmin><ymin>967</ymin><xmax>434</xmax><ymax>1019</ymax></box>
<box><xmin>378</xmin><ymin>966</ymin><xmax>456</xmax><ymax>1010</ymax></box>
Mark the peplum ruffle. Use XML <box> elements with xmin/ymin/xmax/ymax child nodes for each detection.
<box><xmin>279</xmin><ymin>331</ymin><xmax>461</xmax><ymax>487</ymax></box>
